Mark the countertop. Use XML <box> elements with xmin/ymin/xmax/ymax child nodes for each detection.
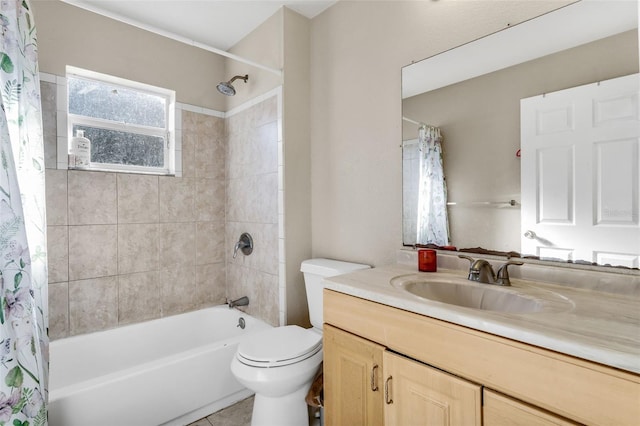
<box><xmin>323</xmin><ymin>263</ymin><xmax>640</xmax><ymax>374</ymax></box>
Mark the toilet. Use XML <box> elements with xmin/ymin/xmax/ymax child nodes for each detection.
<box><xmin>230</xmin><ymin>258</ymin><xmax>370</xmax><ymax>426</ymax></box>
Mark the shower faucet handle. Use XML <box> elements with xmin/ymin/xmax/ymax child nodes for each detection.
<box><xmin>233</xmin><ymin>233</ymin><xmax>253</xmax><ymax>259</ymax></box>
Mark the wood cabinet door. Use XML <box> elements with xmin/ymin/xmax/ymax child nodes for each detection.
<box><xmin>323</xmin><ymin>324</ymin><xmax>385</xmax><ymax>426</ymax></box>
<box><xmin>383</xmin><ymin>351</ymin><xmax>481</xmax><ymax>426</ymax></box>
<box><xmin>484</xmin><ymin>389</ymin><xmax>578</xmax><ymax>426</ymax></box>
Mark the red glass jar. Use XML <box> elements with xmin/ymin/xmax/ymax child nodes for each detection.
<box><xmin>418</xmin><ymin>249</ymin><xmax>437</xmax><ymax>272</ymax></box>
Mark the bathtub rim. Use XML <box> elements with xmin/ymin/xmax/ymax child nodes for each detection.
<box><xmin>49</xmin><ymin>305</ymin><xmax>271</xmax><ymax>402</ymax></box>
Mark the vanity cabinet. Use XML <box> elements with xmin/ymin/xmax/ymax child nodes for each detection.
<box><xmin>383</xmin><ymin>351</ymin><xmax>482</xmax><ymax>425</ymax></box>
<box><xmin>324</xmin><ymin>324</ymin><xmax>384</xmax><ymax>426</ymax></box>
<box><xmin>483</xmin><ymin>390</ymin><xmax>577</xmax><ymax>426</ymax></box>
<box><xmin>323</xmin><ymin>289</ymin><xmax>640</xmax><ymax>426</ymax></box>
<box><xmin>324</xmin><ymin>324</ymin><xmax>482</xmax><ymax>426</ymax></box>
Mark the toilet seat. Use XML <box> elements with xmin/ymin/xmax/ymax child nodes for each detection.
<box><xmin>237</xmin><ymin>325</ymin><xmax>322</xmax><ymax>368</ymax></box>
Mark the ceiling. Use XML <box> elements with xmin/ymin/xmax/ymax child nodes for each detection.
<box><xmin>61</xmin><ymin>0</ymin><xmax>336</xmax><ymax>51</ymax></box>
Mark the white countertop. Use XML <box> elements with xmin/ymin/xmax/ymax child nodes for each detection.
<box><xmin>323</xmin><ymin>264</ymin><xmax>640</xmax><ymax>374</ymax></box>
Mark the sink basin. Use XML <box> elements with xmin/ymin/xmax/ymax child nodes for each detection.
<box><xmin>390</xmin><ymin>275</ymin><xmax>573</xmax><ymax>314</ymax></box>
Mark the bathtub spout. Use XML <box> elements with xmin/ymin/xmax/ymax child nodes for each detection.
<box><xmin>228</xmin><ymin>296</ymin><xmax>249</xmax><ymax>309</ymax></box>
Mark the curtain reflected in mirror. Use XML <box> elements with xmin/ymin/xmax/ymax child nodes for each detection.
<box><xmin>403</xmin><ymin>121</ymin><xmax>450</xmax><ymax>247</ymax></box>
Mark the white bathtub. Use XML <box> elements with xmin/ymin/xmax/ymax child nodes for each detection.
<box><xmin>49</xmin><ymin>306</ymin><xmax>272</xmax><ymax>426</ymax></box>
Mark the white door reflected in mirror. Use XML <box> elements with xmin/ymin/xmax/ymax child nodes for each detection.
<box><xmin>520</xmin><ymin>73</ymin><xmax>640</xmax><ymax>268</ymax></box>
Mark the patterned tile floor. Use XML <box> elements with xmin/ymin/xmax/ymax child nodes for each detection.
<box><xmin>187</xmin><ymin>397</ymin><xmax>322</xmax><ymax>426</ymax></box>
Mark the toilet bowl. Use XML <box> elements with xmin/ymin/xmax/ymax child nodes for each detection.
<box><xmin>230</xmin><ymin>258</ymin><xmax>370</xmax><ymax>426</ymax></box>
<box><xmin>230</xmin><ymin>326</ymin><xmax>323</xmax><ymax>426</ymax></box>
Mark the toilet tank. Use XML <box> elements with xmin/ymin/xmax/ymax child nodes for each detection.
<box><xmin>300</xmin><ymin>258</ymin><xmax>371</xmax><ymax>330</ymax></box>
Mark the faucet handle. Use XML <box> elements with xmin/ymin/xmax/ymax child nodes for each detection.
<box><xmin>458</xmin><ymin>255</ymin><xmax>475</xmax><ymax>266</ymax></box>
<box><xmin>496</xmin><ymin>261</ymin><xmax>524</xmax><ymax>286</ymax></box>
<box><xmin>458</xmin><ymin>255</ymin><xmax>476</xmax><ymax>280</ymax></box>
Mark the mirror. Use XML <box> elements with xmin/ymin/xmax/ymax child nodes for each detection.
<box><xmin>402</xmin><ymin>0</ymin><xmax>639</xmax><ymax>268</ymax></box>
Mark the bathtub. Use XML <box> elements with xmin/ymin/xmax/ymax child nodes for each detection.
<box><xmin>49</xmin><ymin>306</ymin><xmax>272</xmax><ymax>426</ymax></box>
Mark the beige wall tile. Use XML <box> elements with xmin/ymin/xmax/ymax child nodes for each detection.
<box><xmin>159</xmin><ymin>177</ymin><xmax>194</xmax><ymax>222</ymax></box>
<box><xmin>224</xmin><ymin>98</ymin><xmax>282</xmax><ymax>326</ymax></box>
<box><xmin>118</xmin><ymin>223</ymin><xmax>159</xmax><ymax>274</ymax></box>
<box><xmin>225</xmin><ymin>108</ymin><xmax>251</xmax><ymax>137</ymax></box>
<box><xmin>69</xmin><ymin>276</ymin><xmax>118</xmax><ymax>335</ymax></box>
<box><xmin>48</xmin><ymin>281</ymin><xmax>69</xmax><ymax>340</ymax></box>
<box><xmin>45</xmin><ymin>103</ymin><xmax>287</xmax><ymax>335</ymax></box>
<box><xmin>68</xmin><ymin>225</ymin><xmax>117</xmax><ymax>280</ymax></box>
<box><xmin>159</xmin><ymin>222</ymin><xmax>196</xmax><ymax>268</ymax></box>
<box><xmin>195</xmin><ymin>178</ymin><xmax>225</xmax><ymax>222</ymax></box>
<box><xmin>180</xmin><ymin>132</ymin><xmax>197</xmax><ymax>178</ymax></box>
<box><xmin>252</xmin><ymin>121</ymin><xmax>278</xmax><ymax>174</ymax></box>
<box><xmin>196</xmin><ymin>221</ymin><xmax>225</xmax><ymax>265</ymax></box>
<box><xmin>227</xmin><ymin>121</ymin><xmax>277</xmax><ymax>179</ymax></box>
<box><xmin>45</xmin><ymin>169</ymin><xmax>68</xmax><ymax>226</ymax></box>
<box><xmin>226</xmin><ymin>174</ymin><xmax>277</xmax><ymax>224</ymax></box>
<box><xmin>160</xmin><ymin>266</ymin><xmax>197</xmax><ymax>316</ymax></box>
<box><xmin>47</xmin><ymin>226</ymin><xmax>68</xmax><ymax>283</ymax></box>
<box><xmin>117</xmin><ymin>174</ymin><xmax>159</xmax><ymax>223</ymax></box>
<box><xmin>68</xmin><ymin>171</ymin><xmax>117</xmax><ymax>225</ymax></box>
<box><xmin>195</xmin><ymin>263</ymin><xmax>226</xmax><ymax>308</ymax></box>
<box><xmin>118</xmin><ymin>271</ymin><xmax>161</xmax><ymax>324</ymax></box>
<box><xmin>196</xmin><ymin>136</ymin><xmax>225</xmax><ymax>180</ymax></box>
<box><xmin>253</xmin><ymin>95</ymin><xmax>278</xmax><ymax>128</ymax></box>
<box><xmin>259</xmin><ymin>272</ymin><xmax>280</xmax><ymax>327</ymax></box>
<box><xmin>182</xmin><ymin>110</ymin><xmax>199</xmax><ymax>129</ymax></box>
<box><xmin>226</xmin><ymin>222</ymin><xmax>278</xmax><ymax>275</ymax></box>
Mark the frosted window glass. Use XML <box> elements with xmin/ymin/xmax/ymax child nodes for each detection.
<box><xmin>66</xmin><ymin>67</ymin><xmax>175</xmax><ymax>174</ymax></box>
<box><xmin>68</xmin><ymin>77</ymin><xmax>166</xmax><ymax>128</ymax></box>
<box><xmin>73</xmin><ymin>125</ymin><xmax>164</xmax><ymax>167</ymax></box>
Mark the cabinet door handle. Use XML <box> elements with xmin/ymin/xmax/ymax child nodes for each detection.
<box><xmin>384</xmin><ymin>376</ymin><xmax>393</xmax><ymax>404</ymax></box>
<box><xmin>370</xmin><ymin>364</ymin><xmax>379</xmax><ymax>391</ymax></box>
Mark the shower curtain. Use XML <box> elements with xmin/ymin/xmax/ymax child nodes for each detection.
<box><xmin>416</xmin><ymin>125</ymin><xmax>450</xmax><ymax>246</ymax></box>
<box><xmin>0</xmin><ymin>1</ymin><xmax>48</xmax><ymax>424</ymax></box>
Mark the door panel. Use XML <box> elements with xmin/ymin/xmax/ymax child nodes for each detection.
<box><xmin>383</xmin><ymin>351</ymin><xmax>481</xmax><ymax>426</ymax></box>
<box><xmin>323</xmin><ymin>325</ymin><xmax>384</xmax><ymax>426</ymax></box>
<box><xmin>521</xmin><ymin>73</ymin><xmax>640</xmax><ymax>266</ymax></box>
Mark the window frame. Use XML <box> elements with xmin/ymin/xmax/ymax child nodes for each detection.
<box><xmin>66</xmin><ymin>66</ymin><xmax>176</xmax><ymax>175</ymax></box>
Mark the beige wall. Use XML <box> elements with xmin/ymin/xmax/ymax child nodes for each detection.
<box><xmin>282</xmin><ymin>8</ymin><xmax>312</xmax><ymax>327</ymax></box>
<box><xmin>402</xmin><ymin>30</ymin><xmax>639</xmax><ymax>253</ymax></box>
<box><xmin>309</xmin><ymin>1</ymin><xmax>573</xmax><ymax>267</ymax></box>
<box><xmin>226</xmin><ymin>9</ymin><xmax>284</xmax><ymax>110</ymax></box>
<box><xmin>33</xmin><ymin>0</ymin><xmax>227</xmax><ymax>111</ymax></box>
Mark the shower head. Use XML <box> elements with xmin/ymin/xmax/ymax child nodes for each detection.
<box><xmin>216</xmin><ymin>74</ymin><xmax>249</xmax><ymax>96</ymax></box>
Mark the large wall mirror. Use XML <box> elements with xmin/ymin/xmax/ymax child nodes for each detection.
<box><xmin>402</xmin><ymin>0</ymin><xmax>639</xmax><ymax>268</ymax></box>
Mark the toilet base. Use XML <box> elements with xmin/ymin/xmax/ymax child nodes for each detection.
<box><xmin>250</xmin><ymin>385</ymin><xmax>310</xmax><ymax>426</ymax></box>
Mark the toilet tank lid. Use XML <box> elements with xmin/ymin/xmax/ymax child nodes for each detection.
<box><xmin>300</xmin><ymin>258</ymin><xmax>371</xmax><ymax>277</ymax></box>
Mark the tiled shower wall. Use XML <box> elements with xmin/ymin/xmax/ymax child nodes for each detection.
<box><xmin>224</xmin><ymin>95</ymin><xmax>280</xmax><ymax>327</ymax></box>
<box><xmin>43</xmin><ymin>79</ymin><xmax>283</xmax><ymax>339</ymax></box>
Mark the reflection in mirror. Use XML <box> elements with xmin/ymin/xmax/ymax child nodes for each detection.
<box><xmin>402</xmin><ymin>1</ymin><xmax>639</xmax><ymax>268</ymax></box>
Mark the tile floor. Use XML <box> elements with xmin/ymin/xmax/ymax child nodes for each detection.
<box><xmin>187</xmin><ymin>397</ymin><xmax>322</xmax><ymax>426</ymax></box>
<box><xmin>188</xmin><ymin>397</ymin><xmax>253</xmax><ymax>426</ymax></box>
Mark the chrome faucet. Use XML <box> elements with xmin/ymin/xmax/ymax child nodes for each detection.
<box><xmin>233</xmin><ymin>240</ymin><xmax>248</xmax><ymax>259</ymax></box>
<box><xmin>459</xmin><ymin>255</ymin><xmax>523</xmax><ymax>286</ymax></box>
<box><xmin>228</xmin><ymin>296</ymin><xmax>249</xmax><ymax>309</ymax></box>
<box><xmin>233</xmin><ymin>233</ymin><xmax>253</xmax><ymax>259</ymax></box>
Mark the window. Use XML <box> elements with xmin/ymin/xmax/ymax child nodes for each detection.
<box><xmin>66</xmin><ymin>66</ymin><xmax>176</xmax><ymax>175</ymax></box>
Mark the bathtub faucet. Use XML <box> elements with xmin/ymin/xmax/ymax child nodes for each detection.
<box><xmin>228</xmin><ymin>296</ymin><xmax>249</xmax><ymax>309</ymax></box>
